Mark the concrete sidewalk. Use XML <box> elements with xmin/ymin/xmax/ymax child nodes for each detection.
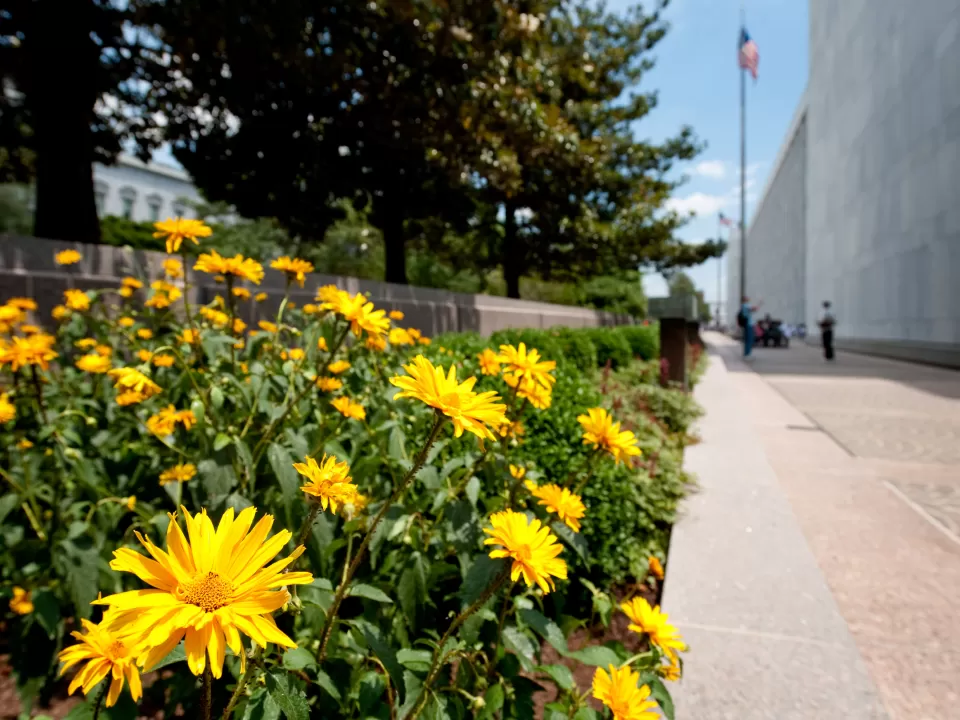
<box><xmin>662</xmin><ymin>335</ymin><xmax>888</xmax><ymax>719</ymax></box>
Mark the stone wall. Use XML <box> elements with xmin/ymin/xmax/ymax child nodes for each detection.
<box><xmin>0</xmin><ymin>234</ymin><xmax>632</xmax><ymax>335</ymax></box>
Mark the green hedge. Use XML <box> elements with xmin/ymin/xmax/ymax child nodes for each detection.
<box><xmin>618</xmin><ymin>323</ymin><xmax>660</xmax><ymax>360</ymax></box>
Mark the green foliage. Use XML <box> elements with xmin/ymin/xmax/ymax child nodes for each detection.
<box><xmin>98</xmin><ymin>216</ymin><xmax>164</xmax><ymax>250</ymax></box>
<box><xmin>488</xmin><ymin>328</ymin><xmax>567</xmax><ymax>369</ymax></box>
<box><xmin>584</xmin><ymin>328</ymin><xmax>633</xmax><ymax>369</ymax></box>
<box><xmin>631</xmin><ymin>383</ymin><xmax>705</xmax><ymax>436</ymax></box>
<box><xmin>550</xmin><ymin>329</ymin><xmax>598</xmax><ymax>373</ymax></box>
<box><xmin>0</xmin><ymin>184</ymin><xmax>33</xmax><ymax>234</ymax></box>
<box><xmin>616</xmin><ymin>324</ymin><xmax>660</xmax><ymax>361</ymax></box>
<box><xmin>582</xmin><ymin>274</ymin><xmax>647</xmax><ymax>317</ymax></box>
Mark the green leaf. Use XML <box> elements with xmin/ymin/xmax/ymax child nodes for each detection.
<box><xmin>477</xmin><ymin>684</ymin><xmax>505</xmax><ymax>720</ymax></box>
<box><xmin>519</xmin><ymin>609</ymin><xmax>567</xmax><ymax>653</ymax></box>
<box><xmin>439</xmin><ymin>457</ymin><xmax>465</xmax><ymax>481</ymax></box>
<box><xmin>465</xmin><ymin>476</ymin><xmax>480</xmax><ymax>507</ymax></box>
<box><xmin>551</xmin><ymin>521</ymin><xmax>589</xmax><ymax>564</ymax></box>
<box><xmin>214</xmin><ymin>432</ymin><xmax>232</xmax><ymax>451</ymax></box>
<box><xmin>197</xmin><ymin>458</ymin><xmax>238</xmax><ymax>498</ymax></box>
<box><xmin>189</xmin><ymin>398</ymin><xmax>206</xmax><ymax>425</ymax></box>
<box><xmin>241</xmin><ymin>687</ymin><xmax>281</xmax><ymax>720</ymax></box>
<box><xmin>501</xmin><ymin>626</ymin><xmax>537</xmax><ymax>671</ymax></box>
<box><xmin>0</xmin><ymin>492</ymin><xmax>20</xmax><ymax>524</ymax></box>
<box><xmin>151</xmin><ymin>643</ymin><xmax>186</xmax><ymax>671</ymax></box>
<box><xmin>398</xmin><ymin>671</ymin><xmax>423</xmax><ymax>719</ymax></box>
<box><xmin>264</xmin><ymin>670</ymin><xmax>310</xmax><ymax>720</ymax></box>
<box><xmin>536</xmin><ymin>664</ymin><xmax>574</xmax><ymax>691</ymax></box>
<box><xmin>211</xmin><ymin>385</ymin><xmax>225</xmax><ymax>409</ymax></box>
<box><xmin>281</xmin><ymin>648</ymin><xmax>315</xmax><ymax>671</ymax></box>
<box><xmin>315</xmin><ymin>669</ymin><xmax>342</xmax><ymax>702</ymax></box>
<box><xmin>31</xmin><ymin>589</ymin><xmax>60</xmax><ymax>637</ymax></box>
<box><xmin>347</xmin><ymin>583</ymin><xmax>394</xmax><ymax>604</ymax></box>
<box><xmin>396</xmin><ymin>648</ymin><xmax>432</xmax><ymax>672</ymax></box>
<box><xmin>573</xmin><ymin>708</ymin><xmax>601</xmax><ymax>720</ymax></box>
<box><xmin>388</xmin><ymin>426</ymin><xmax>407</xmax><ymax>461</ymax></box>
<box><xmin>565</xmin><ymin>644</ymin><xmax>621</xmax><ymax>667</ymax></box>
<box><xmin>58</xmin><ymin>538</ymin><xmax>99</xmax><ymax>618</ymax></box>
<box><xmin>353</xmin><ymin>619</ymin><xmax>405</xmax><ymax>702</ymax></box>
<box><xmin>646</xmin><ymin>676</ymin><xmax>675</xmax><ymax>720</ymax></box>
<box><xmin>234</xmin><ymin>437</ymin><xmax>255</xmax><ymax>484</ymax></box>
<box><xmin>397</xmin><ymin>553</ymin><xmax>428</xmax><ymax>621</ymax></box>
<box><xmin>460</xmin><ymin>555</ymin><xmax>506</xmax><ymax>605</ymax></box>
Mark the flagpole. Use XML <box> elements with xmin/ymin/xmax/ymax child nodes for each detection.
<box><xmin>717</xmin><ymin>215</ymin><xmax>723</xmax><ymax>326</ymax></box>
<box><xmin>739</xmin><ymin>5</ymin><xmax>747</xmax><ymax>304</ymax></box>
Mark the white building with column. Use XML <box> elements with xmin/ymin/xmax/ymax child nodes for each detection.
<box><xmin>92</xmin><ymin>154</ymin><xmax>202</xmax><ymax>222</ymax></box>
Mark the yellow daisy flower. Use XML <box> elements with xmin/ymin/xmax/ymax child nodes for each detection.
<box><xmin>232</xmin><ymin>287</ymin><xmax>251</xmax><ymax>300</ymax></box>
<box><xmin>159</xmin><ymin>463</ymin><xmax>197</xmax><ymax>485</ymax></box>
<box><xmin>326</xmin><ymin>291</ymin><xmax>390</xmax><ymax>337</ymax></box>
<box><xmin>327</xmin><ymin>360</ymin><xmax>351</xmax><ymax>375</ymax></box>
<box><xmin>302</xmin><ymin>303</ymin><xmax>319</xmax><ymax>315</ymax></box>
<box><xmin>121</xmin><ymin>277</ymin><xmax>143</xmax><ymax>290</ymax></box>
<box><xmin>17</xmin><ymin>439</ymin><xmax>33</xmax><ymax>450</ymax></box>
<box><xmin>619</xmin><ymin>597</ymin><xmax>686</xmax><ymax>659</ymax></box>
<box><xmin>389</xmin><ymin>327</ymin><xmax>414</xmax><ymax>346</ymax></box>
<box><xmin>76</xmin><ymin>353</ymin><xmax>112</xmax><ymax>374</ymax></box>
<box><xmin>498</xmin><ymin>419</ymin><xmax>525</xmax><ymax>440</ymax></box>
<box><xmin>51</xmin><ymin>305</ymin><xmax>70</xmax><ymax>320</ymax></box>
<box><xmin>9</xmin><ymin>586</ymin><xmax>32</xmax><ymax>614</ymax></box>
<box><xmin>163</xmin><ymin>258</ymin><xmax>183</xmax><ymax>278</ymax></box>
<box><xmin>152</xmin><ymin>217</ymin><xmax>213</xmax><ymax>254</ymax></box>
<box><xmin>0</xmin><ymin>334</ymin><xmax>58</xmax><ymax>371</ymax></box>
<box><xmin>577</xmin><ymin>407</ymin><xmax>641</xmax><ymax>464</ymax></box>
<box><xmin>507</xmin><ymin>375</ymin><xmax>553</xmax><ymax>410</ymax></box>
<box><xmin>659</xmin><ymin>659</ymin><xmax>681</xmax><ymax>682</ymax></box>
<box><xmin>477</xmin><ymin>348</ymin><xmax>502</xmax><ymax>376</ymax></box>
<box><xmin>7</xmin><ymin>297</ymin><xmax>37</xmax><ymax>311</ymax></box>
<box><xmin>509</xmin><ymin>464</ymin><xmax>526</xmax><ymax>480</ymax></box>
<box><xmin>75</xmin><ymin>338</ymin><xmax>97</xmax><ymax>350</ymax></box>
<box><xmin>95</xmin><ymin>344</ymin><xmax>112</xmax><ymax>357</ymax></box>
<box><xmin>592</xmin><ymin>665</ymin><xmax>659</xmax><ymax>720</ymax></box>
<box><xmin>258</xmin><ymin>320</ymin><xmax>278</xmax><ymax>333</ymax></box>
<box><xmin>137</xmin><ymin>349</ymin><xmax>153</xmax><ymax>363</ymax></box>
<box><xmin>64</xmin><ymin>289</ymin><xmax>91</xmax><ymax>311</ymax></box>
<box><xmin>255</xmin><ymin>292</ymin><xmax>268</xmax><ymax>303</ymax></box>
<box><xmin>366</xmin><ymin>334</ymin><xmax>387</xmax><ymax>352</ymax></box>
<box><xmin>194</xmin><ymin>250</ymin><xmax>264</xmax><ymax>285</ymax></box>
<box><xmin>390</xmin><ymin>355</ymin><xmax>507</xmax><ymax>441</ymax></box>
<box><xmin>483</xmin><ymin>510</ymin><xmax>567</xmax><ymax>593</ymax></box>
<box><xmin>389</xmin><ymin>310</ymin><xmax>404</xmax><ymax>320</ymax></box>
<box><xmin>331</xmin><ymin>396</ymin><xmax>366</xmax><ymax>421</ymax></box>
<box><xmin>293</xmin><ymin>454</ymin><xmax>358</xmax><ymax>513</ymax></box>
<box><xmin>648</xmin><ymin>556</ymin><xmax>665</xmax><ymax>581</ymax></box>
<box><xmin>54</xmin><ymin>249</ymin><xmax>82</xmax><ymax>265</ymax></box>
<box><xmin>152</xmin><ymin>354</ymin><xmax>175</xmax><ymax>368</ymax></box>
<box><xmin>126</xmin><ymin>496</ymin><xmax>137</xmax><ymax>511</ymax></box>
<box><xmin>498</xmin><ymin>343</ymin><xmax>556</xmax><ymax>390</ymax></box>
<box><xmin>146</xmin><ymin>406</ymin><xmax>196</xmax><ymax>437</ymax></box>
<box><xmin>97</xmin><ymin>506</ymin><xmax>314</xmax><ymax>677</ymax></box>
<box><xmin>137</xmin><ymin>328</ymin><xmax>153</xmax><ymax>340</ymax></box>
<box><xmin>1</xmin><ymin>395</ymin><xmax>18</xmax><ymax>423</ymax></box>
<box><xmin>317</xmin><ymin>337</ymin><xmax>328</xmax><ymax>351</ymax></box>
<box><xmin>119</xmin><ymin>316</ymin><xmax>135</xmax><ymax>328</ymax></box>
<box><xmin>315</xmin><ymin>377</ymin><xmax>343</xmax><ymax>392</ymax></box>
<box><xmin>270</xmin><ymin>256</ymin><xmax>314</xmax><ymax>287</ymax></box>
<box><xmin>179</xmin><ymin>328</ymin><xmax>200</xmax><ymax>345</ymax></box>
<box><xmin>58</xmin><ymin>619</ymin><xmax>144</xmax><ymax>708</ymax></box>
<box><xmin>526</xmin><ymin>482</ymin><xmax>586</xmax><ymax>532</ymax></box>
<box><xmin>18</xmin><ymin>325</ymin><xmax>39</xmax><ymax>335</ymax></box>
<box><xmin>108</xmin><ymin>368</ymin><xmax>162</xmax><ymax>404</ymax></box>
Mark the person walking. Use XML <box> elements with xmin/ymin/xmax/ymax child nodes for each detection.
<box><xmin>737</xmin><ymin>295</ymin><xmax>761</xmax><ymax>357</ymax></box>
<box><xmin>819</xmin><ymin>301</ymin><xmax>836</xmax><ymax>360</ymax></box>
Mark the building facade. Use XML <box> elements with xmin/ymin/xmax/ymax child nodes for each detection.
<box><xmin>735</xmin><ymin>0</ymin><xmax>960</xmax><ymax>366</ymax></box>
<box><xmin>93</xmin><ymin>154</ymin><xmax>201</xmax><ymax>222</ymax></box>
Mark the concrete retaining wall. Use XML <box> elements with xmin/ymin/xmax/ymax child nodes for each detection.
<box><xmin>0</xmin><ymin>235</ymin><xmax>632</xmax><ymax>335</ymax></box>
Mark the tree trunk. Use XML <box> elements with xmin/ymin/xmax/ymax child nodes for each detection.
<box><xmin>31</xmin><ymin>1</ymin><xmax>100</xmax><ymax>242</ymax></box>
<box><xmin>502</xmin><ymin>200</ymin><xmax>521</xmax><ymax>299</ymax></box>
<box><xmin>382</xmin><ymin>205</ymin><xmax>407</xmax><ymax>285</ymax></box>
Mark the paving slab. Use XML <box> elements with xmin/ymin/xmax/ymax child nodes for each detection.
<box><xmin>662</xmin><ymin>339</ymin><xmax>887</xmax><ymax>719</ymax></box>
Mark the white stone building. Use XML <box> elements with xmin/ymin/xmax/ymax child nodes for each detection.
<box><xmin>93</xmin><ymin>154</ymin><xmax>201</xmax><ymax>222</ymax></box>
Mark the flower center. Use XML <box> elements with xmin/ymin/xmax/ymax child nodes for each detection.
<box><xmin>106</xmin><ymin>639</ymin><xmax>128</xmax><ymax>661</ymax></box>
<box><xmin>514</xmin><ymin>544</ymin><xmax>533</xmax><ymax>562</ymax></box>
<box><xmin>439</xmin><ymin>392</ymin><xmax>461</xmax><ymax>412</ymax></box>
<box><xmin>178</xmin><ymin>571</ymin><xmax>233</xmax><ymax>612</ymax></box>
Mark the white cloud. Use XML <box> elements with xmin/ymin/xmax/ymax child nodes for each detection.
<box><xmin>692</xmin><ymin>160</ymin><xmax>727</xmax><ymax>179</ymax></box>
<box><xmin>665</xmin><ymin>192</ymin><xmax>730</xmax><ymax>216</ymax></box>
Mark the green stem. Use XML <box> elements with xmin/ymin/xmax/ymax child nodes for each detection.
<box><xmin>409</xmin><ymin>570</ymin><xmax>510</xmax><ymax>720</ymax></box>
<box><xmin>488</xmin><ymin>581</ymin><xmax>516</xmax><ymax>676</ymax></box>
<box><xmin>200</xmin><ymin>665</ymin><xmax>213</xmax><ymax>720</ymax></box>
<box><xmin>317</xmin><ymin>415</ymin><xmax>446</xmax><ymax>663</ymax></box>
<box><xmin>90</xmin><ymin>679</ymin><xmax>108</xmax><ymax>720</ymax></box>
<box><xmin>221</xmin><ymin>647</ymin><xmax>262</xmax><ymax>720</ymax></box>
<box><xmin>295</xmin><ymin>503</ymin><xmax>322</xmax><ymax>549</ymax></box>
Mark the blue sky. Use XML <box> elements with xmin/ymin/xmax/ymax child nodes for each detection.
<box><xmin>610</xmin><ymin>0</ymin><xmax>809</xmax><ymax>310</ymax></box>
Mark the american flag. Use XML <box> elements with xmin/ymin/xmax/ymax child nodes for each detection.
<box><xmin>738</xmin><ymin>28</ymin><xmax>759</xmax><ymax>80</ymax></box>
<box><xmin>719</xmin><ymin>212</ymin><xmax>734</xmax><ymax>227</ymax></box>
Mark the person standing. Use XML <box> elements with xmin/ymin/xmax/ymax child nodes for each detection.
<box><xmin>819</xmin><ymin>301</ymin><xmax>836</xmax><ymax>360</ymax></box>
<box><xmin>737</xmin><ymin>296</ymin><xmax>761</xmax><ymax>357</ymax></box>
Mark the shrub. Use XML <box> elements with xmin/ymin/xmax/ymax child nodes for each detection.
<box><xmin>489</xmin><ymin>327</ymin><xmax>566</xmax><ymax>367</ymax></box>
<box><xmin>584</xmin><ymin>327</ymin><xmax>633</xmax><ymax>369</ymax></box>
<box><xmin>632</xmin><ymin>383</ymin><xmax>704</xmax><ymax>436</ymax></box>
<box><xmin>617</xmin><ymin>323</ymin><xmax>660</xmax><ymax>360</ymax></box>
<box><xmin>0</xmin><ymin>241</ymin><xmax>686</xmax><ymax>719</ymax></box>
<box><xmin>549</xmin><ymin>327</ymin><xmax>598</xmax><ymax>372</ymax></box>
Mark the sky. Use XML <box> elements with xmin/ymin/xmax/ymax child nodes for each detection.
<box><xmin>149</xmin><ymin>0</ymin><xmax>808</xmax><ymax>316</ymax></box>
<box><xmin>606</xmin><ymin>0</ymin><xmax>809</xmax><ymax>314</ymax></box>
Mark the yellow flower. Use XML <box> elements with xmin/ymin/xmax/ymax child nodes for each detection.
<box><xmin>153</xmin><ymin>217</ymin><xmax>213</xmax><ymax>254</ymax></box>
<box><xmin>388</xmin><ymin>327</ymin><xmax>414</xmax><ymax>346</ymax></box>
<box><xmin>19</xmin><ymin>324</ymin><xmax>39</xmax><ymax>335</ymax></box>
<box><xmin>270</xmin><ymin>256</ymin><xmax>314</xmax><ymax>287</ymax></box>
<box><xmin>232</xmin><ymin>287</ymin><xmax>251</xmax><ymax>300</ymax></box>
<box><xmin>9</xmin><ymin>586</ymin><xmax>32</xmax><ymax>614</ymax></box>
<box><xmin>7</xmin><ymin>298</ymin><xmax>37</xmax><ymax>311</ymax></box>
<box><xmin>119</xmin><ymin>287</ymin><xmax>134</xmax><ymax>299</ymax></box>
<box><xmin>116</xmin><ymin>391</ymin><xmax>145</xmax><ymax>406</ymax></box>
<box><xmin>509</xmin><ymin>464</ymin><xmax>526</xmax><ymax>480</ymax></box>
<box><xmin>407</xmin><ymin>328</ymin><xmax>422</xmax><ymax>341</ymax></box>
<box><xmin>326</xmin><ymin>291</ymin><xmax>390</xmax><ymax>337</ymax></box>
<box><xmin>317</xmin><ymin>337</ymin><xmax>328</xmax><ymax>351</ymax></box>
<box><xmin>293</xmin><ymin>455</ymin><xmax>359</xmax><ymax>513</ymax></box>
<box><xmin>17</xmin><ymin>439</ymin><xmax>33</xmax><ymax>450</ymax></box>
<box><xmin>76</xmin><ymin>353</ymin><xmax>112</xmax><ymax>374</ymax></box>
<box><xmin>0</xmin><ymin>334</ymin><xmax>58</xmax><ymax>371</ymax></box>
<box><xmin>75</xmin><ymin>338</ymin><xmax>98</xmax><ymax>350</ymax></box>
<box><xmin>283</xmin><ymin>348</ymin><xmax>305</xmax><ymax>362</ymax></box>
<box><xmin>201</xmin><ymin>307</ymin><xmax>229</xmax><ymax>327</ymax></box>
<box><xmin>499</xmin><ymin>419</ymin><xmax>525</xmax><ymax>440</ymax></box>
<box><xmin>108</xmin><ymin>368</ymin><xmax>162</xmax><ymax>404</ymax></box>
<box><xmin>232</xmin><ymin>318</ymin><xmax>246</xmax><ymax>334</ymax></box>
<box><xmin>390</xmin><ymin>356</ymin><xmax>507</xmax><ymax>441</ymax></box>
<box><xmin>126</xmin><ymin>496</ymin><xmax>137</xmax><ymax>511</ymax></box>
<box><xmin>316</xmin><ymin>377</ymin><xmax>343</xmax><ymax>392</ymax></box>
<box><xmin>163</xmin><ymin>258</ymin><xmax>183</xmax><ymax>278</ymax></box>
<box><xmin>64</xmin><ymin>289</ymin><xmax>91</xmax><ymax>311</ymax></box>
<box><xmin>258</xmin><ymin>320</ymin><xmax>278</xmax><ymax>333</ymax></box>
<box><xmin>255</xmin><ymin>292</ymin><xmax>268</xmax><ymax>302</ymax></box>
<box><xmin>159</xmin><ymin>463</ymin><xmax>197</xmax><ymax>485</ymax></box>
<box><xmin>648</xmin><ymin>556</ymin><xmax>665</xmax><ymax>581</ymax></box>
<box><xmin>0</xmin><ymin>305</ymin><xmax>24</xmax><ymax>325</ymax></box>
<box><xmin>137</xmin><ymin>328</ymin><xmax>153</xmax><ymax>340</ymax></box>
<box><xmin>577</xmin><ymin>408</ymin><xmax>641</xmax><ymax>464</ymax></box>
<box><xmin>0</xmin><ymin>394</ymin><xmax>15</xmax><ymax>424</ymax></box>
<box><xmin>620</xmin><ymin>597</ymin><xmax>686</xmax><ymax>659</ymax></box>
<box><xmin>119</xmin><ymin>316</ymin><xmax>135</xmax><ymax>328</ymax></box>
<box><xmin>302</xmin><ymin>303</ymin><xmax>319</xmax><ymax>315</ymax></box>
<box><xmin>366</xmin><ymin>334</ymin><xmax>386</xmax><ymax>351</ymax></box>
<box><xmin>592</xmin><ymin>665</ymin><xmax>659</xmax><ymax>720</ymax></box>
<box><xmin>331</xmin><ymin>396</ymin><xmax>366</xmax><ymax>421</ymax></box>
<box><xmin>95</xmin><ymin>344</ymin><xmax>112</xmax><ymax>357</ymax></box>
<box><xmin>137</xmin><ymin>349</ymin><xmax>153</xmax><ymax>363</ymax></box>
<box><xmin>179</xmin><ymin>328</ymin><xmax>200</xmax><ymax>345</ymax></box>
<box><xmin>194</xmin><ymin>250</ymin><xmax>264</xmax><ymax>285</ymax></box>
<box><xmin>144</xmin><ymin>281</ymin><xmax>181</xmax><ymax>309</ymax></box>
<box><xmin>55</xmin><ymin>249</ymin><xmax>82</xmax><ymax>265</ymax></box>
<box><xmin>58</xmin><ymin>619</ymin><xmax>144</xmax><ymax>708</ymax></box>
<box><xmin>506</xmin><ymin>375</ymin><xmax>552</xmax><ymax>410</ymax></box>
<box><xmin>97</xmin><ymin>506</ymin><xmax>314</xmax><ymax>677</ymax></box>
<box><xmin>477</xmin><ymin>348</ymin><xmax>502</xmax><ymax>375</ymax></box>
<box><xmin>483</xmin><ymin>510</ymin><xmax>567</xmax><ymax>593</ymax></box>
<box><xmin>327</xmin><ymin>360</ymin><xmax>351</xmax><ymax>375</ymax></box>
<box><xmin>340</xmin><ymin>493</ymin><xmax>368</xmax><ymax>521</ymax></box>
<box><xmin>316</xmin><ymin>284</ymin><xmax>344</xmax><ymax>305</ymax></box>
<box><xmin>52</xmin><ymin>305</ymin><xmax>70</xmax><ymax>320</ymax></box>
<box><xmin>146</xmin><ymin>406</ymin><xmax>196</xmax><ymax>437</ymax></box>
<box><xmin>526</xmin><ymin>482</ymin><xmax>586</xmax><ymax>532</ymax></box>
<box><xmin>389</xmin><ymin>310</ymin><xmax>404</xmax><ymax>320</ymax></box>
<box><xmin>417</xmin><ymin>336</ymin><xmax>431</xmax><ymax>345</ymax></box>
<box><xmin>214</xmin><ymin>275</ymin><xmax>225</xmax><ymax>283</ymax></box>
<box><xmin>121</xmin><ymin>277</ymin><xmax>143</xmax><ymax>290</ymax></box>
<box><xmin>659</xmin><ymin>659</ymin><xmax>681</xmax><ymax>682</ymax></box>
<box><xmin>152</xmin><ymin>354</ymin><xmax>175</xmax><ymax>368</ymax></box>
<box><xmin>498</xmin><ymin>343</ymin><xmax>556</xmax><ymax>390</ymax></box>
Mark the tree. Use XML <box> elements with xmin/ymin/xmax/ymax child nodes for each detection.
<box><xmin>0</xmin><ymin>1</ymin><xmax>166</xmax><ymax>242</ymax></box>
<box><xmin>667</xmin><ymin>269</ymin><xmax>712</xmax><ymax>323</ymax></box>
